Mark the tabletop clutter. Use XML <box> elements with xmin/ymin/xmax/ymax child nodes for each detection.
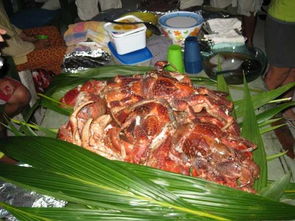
<box><xmin>61</xmin><ymin>10</ymin><xmax>253</xmax><ymax>77</ymax></box>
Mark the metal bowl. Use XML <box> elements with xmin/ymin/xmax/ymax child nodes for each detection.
<box><xmin>202</xmin><ymin>44</ymin><xmax>267</xmax><ymax>85</ymax></box>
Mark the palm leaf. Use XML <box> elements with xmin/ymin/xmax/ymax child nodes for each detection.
<box><xmin>258</xmin><ymin>117</ymin><xmax>281</xmax><ymax>127</ymax></box>
<box><xmin>216</xmin><ymin>74</ymin><xmax>229</xmax><ymax>94</ymax></box>
<box><xmin>234</xmin><ymin>82</ymin><xmax>295</xmax><ymax>118</ymax></box>
<box><xmin>261</xmin><ymin>172</ymin><xmax>291</xmax><ymax>201</ymax></box>
<box><xmin>260</xmin><ymin>123</ymin><xmax>285</xmax><ymax>134</ymax></box>
<box><xmin>39</xmin><ymin>93</ymin><xmax>73</xmax><ymax>116</ymax></box>
<box><xmin>216</xmin><ymin>74</ymin><xmax>237</xmax><ymax>118</ymax></box>
<box><xmin>1</xmin><ymin>137</ymin><xmax>295</xmax><ymax>220</ymax></box>
<box><xmin>0</xmin><ymin>136</ymin><xmax>225</xmax><ymax>221</ymax></box>
<box><xmin>256</xmin><ymin>101</ymin><xmax>295</xmax><ymax>124</ymax></box>
<box><xmin>189</xmin><ymin>75</ymin><xmax>217</xmax><ymax>86</ymax></box>
<box><xmin>281</xmin><ymin>182</ymin><xmax>295</xmax><ymax>200</ymax></box>
<box><xmin>22</xmin><ymin>100</ymin><xmax>42</xmax><ymax>122</ymax></box>
<box><xmin>8</xmin><ymin>119</ymin><xmax>57</xmax><ymax>137</ymax></box>
<box><xmin>0</xmin><ymin>202</ymin><xmax>203</xmax><ymax>221</ymax></box>
<box><xmin>240</xmin><ymin>76</ymin><xmax>267</xmax><ymax>191</ymax></box>
<box><xmin>266</xmin><ymin>151</ymin><xmax>288</xmax><ymax>161</ymax></box>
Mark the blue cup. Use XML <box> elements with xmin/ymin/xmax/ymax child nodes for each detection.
<box><xmin>184</xmin><ymin>36</ymin><xmax>203</xmax><ymax>74</ymax></box>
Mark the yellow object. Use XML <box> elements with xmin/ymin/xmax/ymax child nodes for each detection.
<box><xmin>268</xmin><ymin>0</ymin><xmax>295</xmax><ymax>22</ymax></box>
<box><xmin>124</xmin><ymin>12</ymin><xmax>158</xmax><ymax>38</ymax></box>
<box><xmin>0</xmin><ymin>152</ymin><xmax>4</xmax><ymax>159</ymax></box>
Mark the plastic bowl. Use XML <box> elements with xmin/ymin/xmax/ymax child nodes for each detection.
<box><xmin>202</xmin><ymin>44</ymin><xmax>267</xmax><ymax>85</ymax></box>
<box><xmin>159</xmin><ymin>11</ymin><xmax>204</xmax><ymax>46</ymax></box>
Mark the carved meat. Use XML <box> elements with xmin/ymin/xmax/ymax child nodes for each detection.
<box><xmin>58</xmin><ymin>71</ymin><xmax>259</xmax><ymax>192</ymax></box>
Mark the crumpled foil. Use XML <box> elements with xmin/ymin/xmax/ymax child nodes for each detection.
<box><xmin>63</xmin><ymin>43</ymin><xmax>111</xmax><ymax>73</ymax></box>
<box><xmin>0</xmin><ymin>182</ymin><xmax>67</xmax><ymax>221</ymax></box>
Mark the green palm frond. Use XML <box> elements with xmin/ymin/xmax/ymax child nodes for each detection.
<box><xmin>234</xmin><ymin>82</ymin><xmax>295</xmax><ymax>118</ymax></box>
<box><xmin>240</xmin><ymin>76</ymin><xmax>267</xmax><ymax>191</ymax></box>
<box><xmin>256</xmin><ymin>101</ymin><xmax>295</xmax><ymax>124</ymax></box>
<box><xmin>1</xmin><ymin>137</ymin><xmax>295</xmax><ymax>220</ymax></box>
<box><xmin>261</xmin><ymin>172</ymin><xmax>291</xmax><ymax>201</ymax></box>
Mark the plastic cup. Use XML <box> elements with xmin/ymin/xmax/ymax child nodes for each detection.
<box><xmin>166</xmin><ymin>44</ymin><xmax>185</xmax><ymax>73</ymax></box>
<box><xmin>184</xmin><ymin>36</ymin><xmax>202</xmax><ymax>74</ymax></box>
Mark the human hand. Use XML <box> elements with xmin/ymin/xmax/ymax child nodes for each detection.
<box><xmin>0</xmin><ymin>29</ymin><xmax>7</xmax><ymax>42</ymax></box>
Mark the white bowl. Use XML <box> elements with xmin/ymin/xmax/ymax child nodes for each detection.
<box><xmin>159</xmin><ymin>11</ymin><xmax>204</xmax><ymax>46</ymax></box>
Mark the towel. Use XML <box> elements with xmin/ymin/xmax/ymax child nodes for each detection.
<box><xmin>204</xmin><ymin>18</ymin><xmax>245</xmax><ymax>45</ymax></box>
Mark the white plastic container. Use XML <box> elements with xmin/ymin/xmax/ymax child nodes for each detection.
<box><xmin>104</xmin><ymin>15</ymin><xmax>147</xmax><ymax>55</ymax></box>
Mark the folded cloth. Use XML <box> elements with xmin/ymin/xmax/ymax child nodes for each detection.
<box><xmin>64</xmin><ymin>21</ymin><xmax>110</xmax><ymax>51</ymax></box>
<box><xmin>206</xmin><ymin>18</ymin><xmax>242</xmax><ymax>33</ymax></box>
<box><xmin>204</xmin><ymin>18</ymin><xmax>245</xmax><ymax>45</ymax></box>
<box><xmin>204</xmin><ymin>30</ymin><xmax>245</xmax><ymax>44</ymax></box>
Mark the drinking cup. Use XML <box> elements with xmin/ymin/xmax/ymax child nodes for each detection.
<box><xmin>166</xmin><ymin>44</ymin><xmax>185</xmax><ymax>73</ymax></box>
<box><xmin>184</xmin><ymin>36</ymin><xmax>202</xmax><ymax>74</ymax></box>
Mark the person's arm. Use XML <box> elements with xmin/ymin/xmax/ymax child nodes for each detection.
<box><xmin>0</xmin><ymin>3</ymin><xmax>35</xmax><ymax>57</ymax></box>
<box><xmin>0</xmin><ymin>28</ymin><xmax>6</xmax><ymax>42</ymax></box>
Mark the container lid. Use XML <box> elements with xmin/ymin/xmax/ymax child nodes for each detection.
<box><xmin>108</xmin><ymin>42</ymin><xmax>152</xmax><ymax>65</ymax></box>
<box><xmin>104</xmin><ymin>15</ymin><xmax>146</xmax><ymax>38</ymax></box>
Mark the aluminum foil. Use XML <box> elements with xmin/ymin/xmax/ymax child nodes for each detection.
<box><xmin>0</xmin><ymin>182</ymin><xmax>67</xmax><ymax>221</ymax></box>
<box><xmin>63</xmin><ymin>42</ymin><xmax>111</xmax><ymax>73</ymax></box>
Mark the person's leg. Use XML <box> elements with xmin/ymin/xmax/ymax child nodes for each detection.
<box><xmin>264</xmin><ymin>66</ymin><xmax>295</xmax><ymax>119</ymax></box>
<box><xmin>263</xmin><ymin>9</ymin><xmax>295</xmax><ymax>156</ymax></box>
<box><xmin>281</xmin><ymin>68</ymin><xmax>295</xmax><ymax>120</ymax></box>
<box><xmin>264</xmin><ymin>66</ymin><xmax>295</xmax><ymax>158</ymax></box>
<box><xmin>264</xmin><ymin>66</ymin><xmax>290</xmax><ymax>90</ymax></box>
<box><xmin>238</xmin><ymin>0</ymin><xmax>263</xmax><ymax>47</ymax></box>
<box><xmin>242</xmin><ymin>13</ymin><xmax>257</xmax><ymax>48</ymax></box>
<box><xmin>23</xmin><ymin>26</ymin><xmax>65</xmax><ymax>46</ymax></box>
<box><xmin>18</xmin><ymin>26</ymin><xmax>66</xmax><ymax>74</ymax></box>
<box><xmin>16</xmin><ymin>46</ymin><xmax>66</xmax><ymax>74</ymax></box>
